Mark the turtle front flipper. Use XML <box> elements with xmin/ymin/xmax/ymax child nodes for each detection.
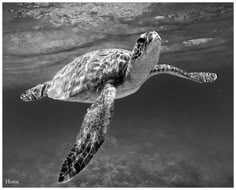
<box><xmin>149</xmin><ymin>64</ymin><xmax>217</xmax><ymax>83</ymax></box>
<box><xmin>58</xmin><ymin>83</ymin><xmax>116</xmax><ymax>183</ymax></box>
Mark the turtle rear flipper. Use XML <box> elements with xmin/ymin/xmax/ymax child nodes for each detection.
<box><xmin>20</xmin><ymin>81</ymin><xmax>51</xmax><ymax>102</ymax></box>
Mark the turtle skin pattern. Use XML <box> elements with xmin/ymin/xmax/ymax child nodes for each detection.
<box><xmin>20</xmin><ymin>81</ymin><xmax>51</xmax><ymax>101</ymax></box>
<box><xmin>58</xmin><ymin>84</ymin><xmax>116</xmax><ymax>183</ymax></box>
<box><xmin>150</xmin><ymin>64</ymin><xmax>217</xmax><ymax>83</ymax></box>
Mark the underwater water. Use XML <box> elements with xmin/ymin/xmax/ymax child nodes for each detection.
<box><xmin>3</xmin><ymin>3</ymin><xmax>233</xmax><ymax>187</ymax></box>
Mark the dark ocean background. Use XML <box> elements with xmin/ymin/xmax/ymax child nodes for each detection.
<box><xmin>3</xmin><ymin>3</ymin><xmax>233</xmax><ymax>187</ymax></box>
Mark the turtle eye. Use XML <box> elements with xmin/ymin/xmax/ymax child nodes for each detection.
<box><xmin>137</xmin><ymin>37</ymin><xmax>146</xmax><ymax>44</ymax></box>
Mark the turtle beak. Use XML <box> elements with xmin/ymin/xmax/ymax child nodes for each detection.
<box><xmin>147</xmin><ymin>31</ymin><xmax>161</xmax><ymax>43</ymax></box>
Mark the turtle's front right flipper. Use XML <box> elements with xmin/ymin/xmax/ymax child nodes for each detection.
<box><xmin>149</xmin><ymin>64</ymin><xmax>217</xmax><ymax>83</ymax></box>
<box><xmin>58</xmin><ymin>83</ymin><xmax>116</xmax><ymax>183</ymax></box>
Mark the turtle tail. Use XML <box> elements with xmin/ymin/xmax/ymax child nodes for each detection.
<box><xmin>20</xmin><ymin>81</ymin><xmax>51</xmax><ymax>102</ymax></box>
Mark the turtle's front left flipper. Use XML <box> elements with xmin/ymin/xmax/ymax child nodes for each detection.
<box><xmin>149</xmin><ymin>64</ymin><xmax>217</xmax><ymax>83</ymax></box>
<box><xmin>58</xmin><ymin>83</ymin><xmax>116</xmax><ymax>183</ymax></box>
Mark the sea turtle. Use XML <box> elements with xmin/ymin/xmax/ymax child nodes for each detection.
<box><xmin>20</xmin><ymin>31</ymin><xmax>217</xmax><ymax>183</ymax></box>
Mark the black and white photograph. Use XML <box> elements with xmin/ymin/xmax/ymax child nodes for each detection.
<box><xmin>2</xmin><ymin>2</ymin><xmax>233</xmax><ymax>187</ymax></box>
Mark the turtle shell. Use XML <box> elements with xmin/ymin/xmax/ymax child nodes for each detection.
<box><xmin>47</xmin><ymin>49</ymin><xmax>131</xmax><ymax>100</ymax></box>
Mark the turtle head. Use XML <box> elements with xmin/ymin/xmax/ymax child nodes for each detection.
<box><xmin>131</xmin><ymin>31</ymin><xmax>161</xmax><ymax>61</ymax></box>
<box><xmin>129</xmin><ymin>31</ymin><xmax>161</xmax><ymax>83</ymax></box>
